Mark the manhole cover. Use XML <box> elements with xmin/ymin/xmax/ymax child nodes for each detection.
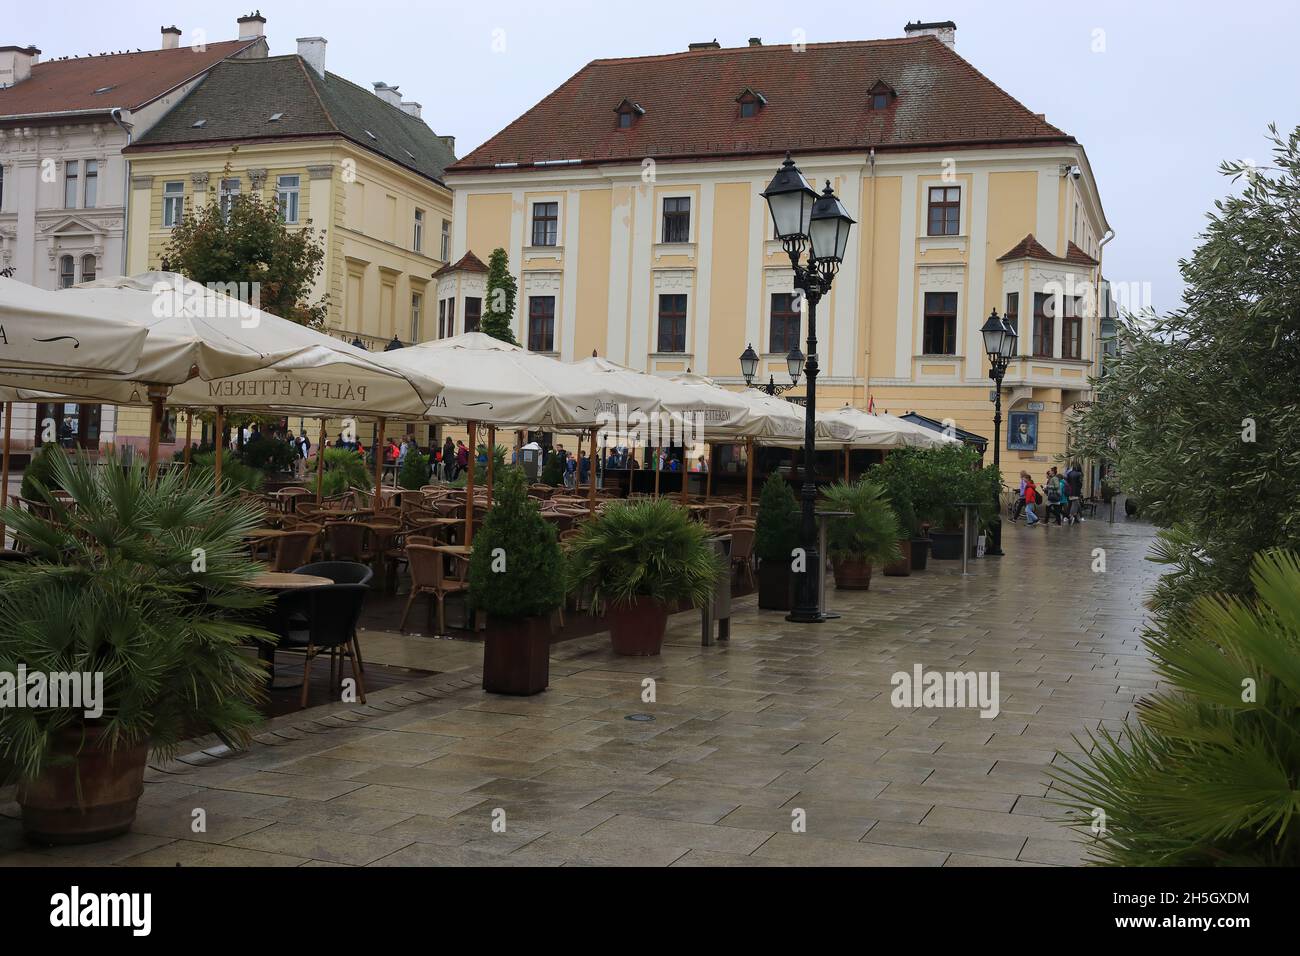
<box><xmin>624</xmin><ymin>713</ymin><xmax>656</xmax><ymax>722</ymax></box>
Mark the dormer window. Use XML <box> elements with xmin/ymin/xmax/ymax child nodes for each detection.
<box><xmin>614</xmin><ymin>98</ymin><xmax>645</xmax><ymax>130</ymax></box>
<box><xmin>868</xmin><ymin>80</ymin><xmax>897</xmax><ymax>111</ymax></box>
<box><xmin>736</xmin><ymin>87</ymin><xmax>767</xmax><ymax>118</ymax></box>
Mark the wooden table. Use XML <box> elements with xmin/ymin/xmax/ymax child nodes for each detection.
<box><xmin>248</xmin><ymin>572</ymin><xmax>333</xmax><ymax>688</ymax></box>
<box><xmin>249</xmin><ymin>571</ymin><xmax>332</xmax><ymax>590</ymax></box>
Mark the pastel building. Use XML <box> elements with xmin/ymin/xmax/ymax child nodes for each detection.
<box><xmin>440</xmin><ymin>22</ymin><xmax>1112</xmax><ymax>483</ymax></box>
<box><xmin>0</xmin><ymin>13</ymin><xmax>268</xmax><ymax>454</ymax></box>
<box><xmin>121</xmin><ymin>34</ymin><xmax>456</xmax><ymax>453</ymax></box>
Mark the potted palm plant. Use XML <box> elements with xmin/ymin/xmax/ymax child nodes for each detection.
<box><xmin>566</xmin><ymin>498</ymin><xmax>719</xmax><ymax>655</ymax></box>
<box><xmin>915</xmin><ymin>444</ymin><xmax>996</xmax><ymax>560</ymax></box>
<box><xmin>754</xmin><ymin>473</ymin><xmax>799</xmax><ymax>610</ymax></box>
<box><xmin>468</xmin><ymin>466</ymin><xmax>565</xmax><ymax>695</ymax></box>
<box><xmin>821</xmin><ymin>479</ymin><xmax>901</xmax><ymax>589</ymax></box>
<box><xmin>873</xmin><ymin>464</ymin><xmax>919</xmax><ymax>576</ymax></box>
<box><xmin>0</xmin><ymin>452</ymin><xmax>270</xmax><ymax>845</ymax></box>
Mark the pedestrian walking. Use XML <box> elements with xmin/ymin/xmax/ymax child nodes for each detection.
<box><xmin>1023</xmin><ymin>474</ymin><xmax>1040</xmax><ymax>526</ymax></box>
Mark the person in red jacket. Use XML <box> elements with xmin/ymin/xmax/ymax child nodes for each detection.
<box><xmin>1023</xmin><ymin>475</ymin><xmax>1040</xmax><ymax>527</ymax></box>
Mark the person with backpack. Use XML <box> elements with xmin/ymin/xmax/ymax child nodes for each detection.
<box><xmin>1011</xmin><ymin>471</ymin><xmax>1029</xmax><ymax>522</ymax></box>
<box><xmin>564</xmin><ymin>452</ymin><xmax>577</xmax><ymax>489</ymax></box>
<box><xmin>1023</xmin><ymin>474</ymin><xmax>1041</xmax><ymax>527</ymax></box>
<box><xmin>1045</xmin><ymin>467</ymin><xmax>1065</xmax><ymax>525</ymax></box>
<box><xmin>1065</xmin><ymin>462</ymin><xmax>1085</xmax><ymax>524</ymax></box>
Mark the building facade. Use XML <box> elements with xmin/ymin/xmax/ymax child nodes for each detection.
<box><xmin>442</xmin><ymin>22</ymin><xmax>1112</xmax><ymax>484</ymax></box>
<box><xmin>0</xmin><ymin>14</ymin><xmax>269</xmax><ymax>454</ymax></box>
<box><xmin>121</xmin><ymin>36</ymin><xmax>456</xmax><ymax>453</ymax></box>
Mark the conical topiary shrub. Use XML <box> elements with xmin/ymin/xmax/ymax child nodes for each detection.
<box><xmin>468</xmin><ymin>465</ymin><xmax>564</xmax><ymax>694</ymax></box>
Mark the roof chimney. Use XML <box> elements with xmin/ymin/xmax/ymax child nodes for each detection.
<box><xmin>296</xmin><ymin>37</ymin><xmax>326</xmax><ymax>77</ymax></box>
<box><xmin>372</xmin><ymin>82</ymin><xmax>402</xmax><ymax>107</ymax></box>
<box><xmin>903</xmin><ymin>20</ymin><xmax>956</xmax><ymax>48</ymax></box>
<box><xmin>438</xmin><ymin>135</ymin><xmax>455</xmax><ymax>156</ymax></box>
<box><xmin>748</xmin><ymin>37</ymin><xmax>762</xmax><ymax>46</ymax></box>
<box><xmin>237</xmin><ymin>11</ymin><xmax>267</xmax><ymax>40</ymax></box>
<box><xmin>688</xmin><ymin>39</ymin><xmax>720</xmax><ymax>50</ymax></box>
<box><xmin>160</xmin><ymin>26</ymin><xmax>182</xmax><ymax>50</ymax></box>
<box><xmin>400</xmin><ymin>101</ymin><xmax>422</xmax><ymax>119</ymax></box>
<box><xmin>0</xmin><ymin>45</ymin><xmax>40</xmax><ymax>87</ymax></box>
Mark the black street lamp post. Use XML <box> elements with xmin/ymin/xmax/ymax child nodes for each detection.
<box><xmin>739</xmin><ymin>342</ymin><xmax>804</xmax><ymax>395</ymax></box>
<box><xmin>980</xmin><ymin>308</ymin><xmax>1018</xmax><ymax>557</ymax></box>
<box><xmin>760</xmin><ymin>154</ymin><xmax>854</xmax><ymax>624</ymax></box>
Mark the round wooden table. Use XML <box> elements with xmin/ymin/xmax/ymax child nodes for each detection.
<box><xmin>248</xmin><ymin>571</ymin><xmax>333</xmax><ymax>688</ymax></box>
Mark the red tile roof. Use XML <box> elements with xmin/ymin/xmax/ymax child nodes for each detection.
<box><xmin>450</xmin><ymin>36</ymin><xmax>1073</xmax><ymax>173</ymax></box>
<box><xmin>1063</xmin><ymin>241</ymin><xmax>1099</xmax><ymax>266</ymax></box>
<box><xmin>997</xmin><ymin>234</ymin><xmax>1099</xmax><ymax>268</ymax></box>
<box><xmin>997</xmin><ymin>234</ymin><xmax>1057</xmax><ymax>263</ymax></box>
<box><xmin>433</xmin><ymin>251</ymin><xmax>489</xmax><ymax>277</ymax></box>
<box><xmin>0</xmin><ymin>39</ymin><xmax>260</xmax><ymax>119</ymax></box>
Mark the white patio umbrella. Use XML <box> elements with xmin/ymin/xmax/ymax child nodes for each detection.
<box><xmin>373</xmin><ymin>333</ymin><xmax>631</xmax><ymax>539</ymax></box>
<box><xmin>0</xmin><ymin>273</ymin><xmax>443</xmax><ymax>490</ymax></box>
<box><xmin>0</xmin><ymin>276</ymin><xmax>150</xmax><ymax>375</ymax></box>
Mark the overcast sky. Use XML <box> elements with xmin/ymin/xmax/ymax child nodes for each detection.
<box><xmin>12</xmin><ymin>0</ymin><xmax>1299</xmax><ymax>314</ymax></box>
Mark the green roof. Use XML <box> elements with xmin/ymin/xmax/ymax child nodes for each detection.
<box><xmin>131</xmin><ymin>55</ymin><xmax>454</xmax><ymax>183</ymax></box>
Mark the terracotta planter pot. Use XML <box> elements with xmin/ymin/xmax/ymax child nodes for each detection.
<box><xmin>608</xmin><ymin>596</ymin><xmax>670</xmax><ymax>655</ymax></box>
<box><xmin>929</xmin><ymin>530</ymin><xmax>964</xmax><ymax>560</ymax></box>
<box><xmin>482</xmin><ymin>615</ymin><xmax>552</xmax><ymax>696</ymax></box>
<box><xmin>831</xmin><ymin>556</ymin><xmax>873</xmax><ymax>590</ymax></box>
<box><xmin>757</xmin><ymin>559</ymin><xmax>794</xmax><ymax>611</ymax></box>
<box><xmin>883</xmin><ymin>539</ymin><xmax>912</xmax><ymax>576</ymax></box>
<box><xmin>18</xmin><ymin>725</ymin><xmax>149</xmax><ymax>845</ymax></box>
<box><xmin>910</xmin><ymin>537</ymin><xmax>930</xmax><ymax>571</ymax></box>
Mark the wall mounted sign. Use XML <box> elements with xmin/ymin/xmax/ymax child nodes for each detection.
<box><xmin>1007</xmin><ymin>411</ymin><xmax>1038</xmax><ymax>451</ymax></box>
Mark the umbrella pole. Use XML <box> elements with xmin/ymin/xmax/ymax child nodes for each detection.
<box><xmin>146</xmin><ymin>386</ymin><xmax>166</xmax><ymax>482</ymax></box>
<box><xmin>0</xmin><ymin>402</ymin><xmax>11</xmax><ymax>548</ymax></box>
<box><xmin>844</xmin><ymin>446</ymin><xmax>850</xmax><ymax>482</ymax></box>
<box><xmin>745</xmin><ymin>437</ymin><xmax>754</xmax><ymax>507</ymax></box>
<box><xmin>464</xmin><ymin>421</ymin><xmax>477</xmax><ymax>545</ymax></box>
<box><xmin>680</xmin><ymin>447</ymin><xmax>689</xmax><ymax>508</ymax></box>
<box><xmin>654</xmin><ymin>450</ymin><xmax>660</xmax><ymax>497</ymax></box>
<box><xmin>486</xmin><ymin>425</ymin><xmax>496</xmax><ymax>504</ymax></box>
<box><xmin>374</xmin><ymin>417</ymin><xmax>386</xmax><ymax>508</ymax></box>
<box><xmin>705</xmin><ymin>444</ymin><xmax>713</xmax><ymax>500</ymax></box>
<box><xmin>182</xmin><ymin>410</ymin><xmax>193</xmax><ymax>485</ymax></box>
<box><xmin>214</xmin><ymin>405</ymin><xmax>224</xmax><ymax>491</ymax></box>
<box><xmin>315</xmin><ymin>418</ymin><xmax>326</xmax><ymax>503</ymax></box>
<box><xmin>588</xmin><ymin>428</ymin><xmax>597</xmax><ymax>513</ymax></box>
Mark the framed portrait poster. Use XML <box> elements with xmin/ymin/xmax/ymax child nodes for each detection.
<box><xmin>1008</xmin><ymin>411</ymin><xmax>1038</xmax><ymax>451</ymax></box>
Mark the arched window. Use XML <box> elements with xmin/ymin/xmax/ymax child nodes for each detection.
<box><xmin>81</xmin><ymin>254</ymin><xmax>96</xmax><ymax>284</ymax></box>
<box><xmin>59</xmin><ymin>255</ymin><xmax>75</xmax><ymax>288</ymax></box>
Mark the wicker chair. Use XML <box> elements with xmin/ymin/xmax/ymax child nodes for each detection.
<box><xmin>400</xmin><ymin>544</ymin><xmax>469</xmax><ymax>634</ymax></box>
<box><xmin>324</xmin><ymin>521</ymin><xmax>368</xmax><ymax>561</ymax></box>
<box><xmin>272</xmin><ymin>526</ymin><xmax>321</xmax><ymax>571</ymax></box>
<box><xmin>727</xmin><ymin>526</ymin><xmax>756</xmax><ymax>588</ymax></box>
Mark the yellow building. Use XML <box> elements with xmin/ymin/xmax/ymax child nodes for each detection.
<box><xmin>442</xmin><ymin>22</ymin><xmax>1112</xmax><ymax>486</ymax></box>
<box><xmin>121</xmin><ymin>37</ymin><xmax>455</xmax><ymax>453</ymax></box>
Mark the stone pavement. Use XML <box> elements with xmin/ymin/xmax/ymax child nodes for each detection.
<box><xmin>0</xmin><ymin>513</ymin><xmax>1163</xmax><ymax>867</ymax></box>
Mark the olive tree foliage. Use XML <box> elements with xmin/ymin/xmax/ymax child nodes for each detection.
<box><xmin>1069</xmin><ymin>124</ymin><xmax>1300</xmax><ymax>620</ymax></box>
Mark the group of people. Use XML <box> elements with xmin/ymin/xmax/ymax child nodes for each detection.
<box><xmin>1012</xmin><ymin>463</ymin><xmax>1086</xmax><ymax>527</ymax></box>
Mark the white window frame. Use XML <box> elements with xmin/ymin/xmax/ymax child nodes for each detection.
<box><xmin>163</xmin><ymin>181</ymin><xmax>185</xmax><ymax>228</ymax></box>
<box><xmin>659</xmin><ymin>194</ymin><xmax>693</xmax><ymax>245</ymax></box>
<box><xmin>440</xmin><ymin>218</ymin><xmax>450</xmax><ymax>261</ymax></box>
<box><xmin>413</xmin><ymin>208</ymin><xmax>425</xmax><ymax>253</ymax></box>
<box><xmin>83</xmin><ymin>160</ymin><xmax>98</xmax><ymax>209</ymax></box>
<box><xmin>410</xmin><ymin>291</ymin><xmax>423</xmax><ymax>342</ymax></box>
<box><xmin>64</xmin><ymin>161</ymin><xmax>79</xmax><ymax>209</ymax></box>
<box><xmin>277</xmin><ymin>174</ymin><xmax>300</xmax><ymax>224</ymax></box>
<box><xmin>58</xmin><ymin>255</ymin><xmax>75</xmax><ymax>288</ymax></box>
<box><xmin>528</xmin><ymin>198</ymin><xmax>562</xmax><ymax>248</ymax></box>
<box><xmin>80</xmin><ymin>253</ymin><xmax>96</xmax><ymax>284</ymax></box>
<box><xmin>219</xmin><ymin>177</ymin><xmax>241</xmax><ymax>220</ymax></box>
